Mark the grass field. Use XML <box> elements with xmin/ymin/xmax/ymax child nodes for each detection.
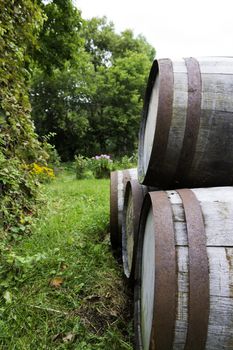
<box><xmin>0</xmin><ymin>169</ymin><xmax>133</xmax><ymax>349</ymax></box>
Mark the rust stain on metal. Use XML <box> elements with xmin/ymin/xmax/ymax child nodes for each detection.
<box><xmin>148</xmin><ymin>59</ymin><xmax>174</xmax><ymax>187</ymax></box>
<box><xmin>177</xmin><ymin>189</ymin><xmax>209</xmax><ymax>350</ymax></box>
<box><xmin>149</xmin><ymin>191</ymin><xmax>177</xmax><ymax>350</ymax></box>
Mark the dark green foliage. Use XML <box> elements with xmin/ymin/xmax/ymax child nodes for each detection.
<box><xmin>31</xmin><ymin>3</ymin><xmax>156</xmax><ymax>160</ymax></box>
<box><xmin>0</xmin><ymin>1</ymin><xmax>47</xmax><ymax>235</ymax></box>
<box><xmin>36</xmin><ymin>0</ymin><xmax>83</xmax><ymax>73</ymax></box>
<box><xmin>31</xmin><ymin>60</ymin><xmax>93</xmax><ymax>160</ymax></box>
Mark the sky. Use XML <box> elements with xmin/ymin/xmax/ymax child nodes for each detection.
<box><xmin>74</xmin><ymin>0</ymin><xmax>233</xmax><ymax>59</ymax></box>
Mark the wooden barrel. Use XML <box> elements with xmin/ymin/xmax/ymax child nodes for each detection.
<box><xmin>135</xmin><ymin>187</ymin><xmax>233</xmax><ymax>350</ymax></box>
<box><xmin>110</xmin><ymin>168</ymin><xmax>137</xmax><ymax>252</ymax></box>
<box><xmin>122</xmin><ymin>179</ymin><xmax>149</xmax><ymax>280</ymax></box>
<box><xmin>138</xmin><ymin>57</ymin><xmax>233</xmax><ymax>188</ymax></box>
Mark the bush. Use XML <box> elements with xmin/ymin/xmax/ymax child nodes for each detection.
<box><xmin>111</xmin><ymin>153</ymin><xmax>137</xmax><ymax>170</ymax></box>
<box><xmin>90</xmin><ymin>155</ymin><xmax>113</xmax><ymax>179</ymax></box>
<box><xmin>74</xmin><ymin>153</ymin><xmax>137</xmax><ymax>180</ymax></box>
<box><xmin>75</xmin><ymin>155</ymin><xmax>90</xmax><ymax>179</ymax></box>
<box><xmin>30</xmin><ymin>163</ymin><xmax>55</xmax><ymax>183</ymax></box>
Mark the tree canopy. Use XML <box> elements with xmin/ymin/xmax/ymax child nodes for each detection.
<box><xmin>30</xmin><ymin>1</ymin><xmax>156</xmax><ymax>160</ymax></box>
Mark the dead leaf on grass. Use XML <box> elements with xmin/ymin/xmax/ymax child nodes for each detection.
<box><xmin>50</xmin><ymin>277</ymin><xmax>64</xmax><ymax>288</ymax></box>
<box><xmin>63</xmin><ymin>332</ymin><xmax>75</xmax><ymax>343</ymax></box>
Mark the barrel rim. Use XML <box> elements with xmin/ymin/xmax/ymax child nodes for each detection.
<box><xmin>138</xmin><ymin>58</ymin><xmax>174</xmax><ymax>187</ymax></box>
<box><xmin>134</xmin><ymin>192</ymin><xmax>151</xmax><ymax>350</ymax></box>
<box><xmin>122</xmin><ymin>180</ymin><xmax>147</xmax><ymax>280</ymax></box>
<box><xmin>177</xmin><ymin>188</ymin><xmax>209</xmax><ymax>349</ymax></box>
<box><xmin>138</xmin><ymin>59</ymin><xmax>159</xmax><ymax>185</ymax></box>
<box><xmin>134</xmin><ymin>191</ymin><xmax>177</xmax><ymax>350</ymax></box>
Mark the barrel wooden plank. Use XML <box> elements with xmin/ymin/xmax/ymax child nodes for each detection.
<box><xmin>162</xmin><ymin>61</ymin><xmax>188</xmax><ymax>183</ymax></box>
<box><xmin>135</xmin><ymin>187</ymin><xmax>233</xmax><ymax>350</ymax></box>
<box><xmin>138</xmin><ymin>57</ymin><xmax>233</xmax><ymax>188</ymax></box>
<box><xmin>122</xmin><ymin>180</ymin><xmax>151</xmax><ymax>279</ymax></box>
<box><xmin>173</xmin><ymin>247</ymin><xmax>233</xmax><ymax>350</ymax></box>
<box><xmin>198</xmin><ymin>57</ymin><xmax>233</xmax><ymax>74</ymax></box>
<box><xmin>167</xmin><ymin>187</ymin><xmax>233</xmax><ymax>246</ymax></box>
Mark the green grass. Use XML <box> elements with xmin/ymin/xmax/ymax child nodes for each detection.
<box><xmin>0</xmin><ymin>170</ymin><xmax>133</xmax><ymax>349</ymax></box>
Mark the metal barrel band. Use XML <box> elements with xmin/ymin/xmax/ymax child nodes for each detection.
<box><xmin>131</xmin><ymin>182</ymin><xmax>148</xmax><ymax>280</ymax></box>
<box><xmin>134</xmin><ymin>194</ymin><xmax>152</xmax><ymax>350</ymax></box>
<box><xmin>150</xmin><ymin>191</ymin><xmax>177</xmax><ymax>350</ymax></box>
<box><xmin>177</xmin><ymin>189</ymin><xmax>209</xmax><ymax>350</ymax></box>
<box><xmin>147</xmin><ymin>59</ymin><xmax>174</xmax><ymax>185</ymax></box>
<box><xmin>122</xmin><ymin>180</ymin><xmax>143</xmax><ymax>279</ymax></box>
<box><xmin>174</xmin><ymin>57</ymin><xmax>202</xmax><ymax>185</ymax></box>
<box><xmin>138</xmin><ymin>60</ymin><xmax>159</xmax><ymax>183</ymax></box>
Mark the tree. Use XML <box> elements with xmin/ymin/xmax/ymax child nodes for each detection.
<box><xmin>35</xmin><ymin>0</ymin><xmax>83</xmax><ymax>73</ymax></box>
<box><xmin>31</xmin><ymin>57</ymin><xmax>94</xmax><ymax>159</ymax></box>
<box><xmin>86</xmin><ymin>51</ymin><xmax>153</xmax><ymax>156</ymax></box>
<box><xmin>30</xmin><ymin>3</ymin><xmax>156</xmax><ymax>159</ymax></box>
<box><xmin>81</xmin><ymin>20</ymin><xmax>155</xmax><ymax>156</ymax></box>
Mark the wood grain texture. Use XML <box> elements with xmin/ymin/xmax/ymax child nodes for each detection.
<box><xmin>139</xmin><ymin>56</ymin><xmax>233</xmax><ymax>188</ymax></box>
<box><xmin>169</xmin><ymin>187</ymin><xmax>233</xmax><ymax>349</ymax></box>
<box><xmin>137</xmin><ymin>187</ymin><xmax>233</xmax><ymax>349</ymax></box>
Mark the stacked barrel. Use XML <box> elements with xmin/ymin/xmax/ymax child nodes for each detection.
<box><xmin>110</xmin><ymin>56</ymin><xmax>233</xmax><ymax>350</ymax></box>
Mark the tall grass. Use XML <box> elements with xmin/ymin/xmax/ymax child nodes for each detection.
<box><xmin>0</xmin><ymin>169</ymin><xmax>133</xmax><ymax>349</ymax></box>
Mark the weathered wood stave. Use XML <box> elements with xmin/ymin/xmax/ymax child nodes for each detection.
<box><xmin>110</xmin><ymin>168</ymin><xmax>137</xmax><ymax>252</ymax></box>
<box><xmin>135</xmin><ymin>186</ymin><xmax>233</xmax><ymax>350</ymax></box>
<box><xmin>138</xmin><ymin>57</ymin><xmax>233</xmax><ymax>189</ymax></box>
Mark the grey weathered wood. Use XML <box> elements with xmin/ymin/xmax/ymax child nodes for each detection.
<box><xmin>139</xmin><ymin>56</ymin><xmax>233</xmax><ymax>188</ymax></box>
<box><xmin>138</xmin><ymin>187</ymin><xmax>233</xmax><ymax>350</ymax></box>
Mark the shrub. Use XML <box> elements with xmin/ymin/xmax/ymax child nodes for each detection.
<box><xmin>90</xmin><ymin>155</ymin><xmax>113</xmax><ymax>179</ymax></box>
<box><xmin>111</xmin><ymin>153</ymin><xmax>138</xmax><ymax>170</ymax></box>
<box><xmin>73</xmin><ymin>153</ymin><xmax>137</xmax><ymax>180</ymax></box>
<box><xmin>75</xmin><ymin>155</ymin><xmax>90</xmax><ymax>179</ymax></box>
<box><xmin>30</xmin><ymin>163</ymin><xmax>55</xmax><ymax>183</ymax></box>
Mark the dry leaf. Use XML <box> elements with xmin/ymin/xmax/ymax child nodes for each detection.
<box><xmin>61</xmin><ymin>262</ymin><xmax>68</xmax><ymax>270</ymax></box>
<box><xmin>50</xmin><ymin>277</ymin><xmax>64</xmax><ymax>288</ymax></box>
<box><xmin>63</xmin><ymin>332</ymin><xmax>75</xmax><ymax>343</ymax></box>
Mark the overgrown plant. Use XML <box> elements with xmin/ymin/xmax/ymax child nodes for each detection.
<box><xmin>74</xmin><ymin>154</ymin><xmax>137</xmax><ymax>180</ymax></box>
<box><xmin>111</xmin><ymin>153</ymin><xmax>138</xmax><ymax>170</ymax></box>
<box><xmin>0</xmin><ymin>1</ymin><xmax>47</xmax><ymax>236</ymax></box>
<box><xmin>90</xmin><ymin>154</ymin><xmax>113</xmax><ymax>178</ymax></box>
<box><xmin>75</xmin><ymin>155</ymin><xmax>90</xmax><ymax>179</ymax></box>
